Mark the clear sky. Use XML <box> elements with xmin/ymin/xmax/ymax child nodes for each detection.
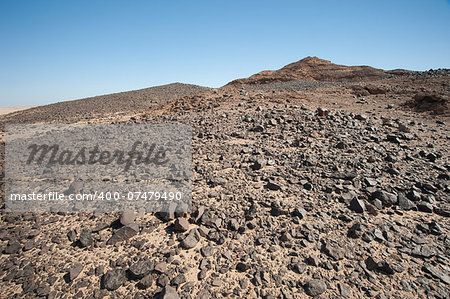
<box><xmin>1</xmin><ymin>0</ymin><xmax>449</xmax><ymax>107</ymax></box>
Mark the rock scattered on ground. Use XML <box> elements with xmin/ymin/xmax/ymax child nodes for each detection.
<box><xmin>0</xmin><ymin>58</ymin><xmax>449</xmax><ymax>298</ymax></box>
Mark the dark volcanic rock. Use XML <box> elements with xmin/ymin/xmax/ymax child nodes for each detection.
<box><xmin>365</xmin><ymin>257</ymin><xmax>380</xmax><ymax>271</ymax></box>
<box><xmin>181</xmin><ymin>233</ymin><xmax>198</xmax><ymax>249</ymax></box>
<box><xmin>407</xmin><ymin>189</ymin><xmax>421</xmax><ymax>202</ymax></box>
<box><xmin>348</xmin><ymin>223</ymin><xmax>364</xmax><ymax>238</ymax></box>
<box><xmin>137</xmin><ymin>274</ymin><xmax>153</xmax><ymax>289</ymax></box>
<box><xmin>245</xmin><ymin>202</ymin><xmax>258</xmax><ymax>220</ymax></box>
<box><xmin>349</xmin><ymin>198</ymin><xmax>366</xmax><ymax>213</ymax></box>
<box><xmin>120</xmin><ymin>212</ymin><xmax>136</xmax><ymax>226</ymax></box>
<box><xmin>154</xmin><ymin>262</ymin><xmax>168</xmax><ymax>274</ymax></box>
<box><xmin>378</xmin><ymin>261</ymin><xmax>395</xmax><ymax>275</ymax></box>
<box><xmin>371</xmin><ymin>190</ymin><xmax>397</xmax><ymax>206</ymax></box>
<box><xmin>228</xmin><ymin>218</ymin><xmax>240</xmax><ymax>231</ymax></box>
<box><xmin>265</xmin><ymin>181</ymin><xmax>282</xmax><ymax>191</ymax></box>
<box><xmin>67</xmin><ymin>230</ymin><xmax>77</xmax><ymax>242</ymax></box>
<box><xmin>411</xmin><ymin>245</ymin><xmax>436</xmax><ymax>258</ymax></box>
<box><xmin>200</xmin><ymin>245</ymin><xmax>214</xmax><ymax>257</ymax></box>
<box><xmin>23</xmin><ymin>240</ymin><xmax>35</xmax><ymax>251</ymax></box>
<box><xmin>417</xmin><ymin>202</ymin><xmax>433</xmax><ymax>213</ymax></box>
<box><xmin>292</xmin><ymin>207</ymin><xmax>307</xmax><ymax>219</ymax></box>
<box><xmin>304</xmin><ymin>279</ymin><xmax>327</xmax><ymax>296</ymax></box>
<box><xmin>173</xmin><ymin>218</ymin><xmax>190</xmax><ymax>232</ymax></box>
<box><xmin>398</xmin><ymin>193</ymin><xmax>416</xmax><ymax>210</ymax></box>
<box><xmin>291</xmin><ymin>263</ymin><xmax>307</xmax><ymax>274</ymax></box>
<box><xmin>92</xmin><ymin>222</ymin><xmax>109</xmax><ymax>232</ymax></box>
<box><xmin>316</xmin><ymin>107</ymin><xmax>329</xmax><ymax>116</ymax></box>
<box><xmin>3</xmin><ymin>241</ymin><xmax>21</xmax><ymax>254</ymax></box>
<box><xmin>209</xmin><ymin>176</ymin><xmax>227</xmax><ymax>187</ymax></box>
<box><xmin>69</xmin><ymin>264</ymin><xmax>83</xmax><ymax>281</ymax></box>
<box><xmin>79</xmin><ymin>230</ymin><xmax>94</xmax><ymax>247</ymax></box>
<box><xmin>107</xmin><ymin>224</ymin><xmax>139</xmax><ymax>245</ymax></box>
<box><xmin>422</xmin><ymin>264</ymin><xmax>450</xmax><ymax>285</ymax></box>
<box><xmin>170</xmin><ymin>274</ymin><xmax>186</xmax><ymax>286</ymax></box>
<box><xmin>128</xmin><ymin>261</ymin><xmax>153</xmax><ymax>279</ymax></box>
<box><xmin>236</xmin><ymin>262</ymin><xmax>251</xmax><ymax>272</ymax></box>
<box><xmin>428</xmin><ymin>221</ymin><xmax>443</xmax><ymax>235</ymax></box>
<box><xmin>251</xmin><ymin>125</ymin><xmax>265</xmax><ymax>132</ymax></box>
<box><xmin>156</xmin><ymin>202</ymin><xmax>178</xmax><ymax>222</ymax></box>
<box><xmin>322</xmin><ymin>242</ymin><xmax>345</xmax><ymax>261</ymax></box>
<box><xmin>161</xmin><ymin>285</ymin><xmax>180</xmax><ymax>299</ymax></box>
<box><xmin>250</xmin><ymin>158</ymin><xmax>267</xmax><ymax>170</ymax></box>
<box><xmin>102</xmin><ymin>269</ymin><xmax>126</xmax><ymax>291</ymax></box>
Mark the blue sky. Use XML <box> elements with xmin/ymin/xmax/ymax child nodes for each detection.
<box><xmin>0</xmin><ymin>0</ymin><xmax>449</xmax><ymax>107</ymax></box>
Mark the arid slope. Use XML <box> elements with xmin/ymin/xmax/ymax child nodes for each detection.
<box><xmin>0</xmin><ymin>83</ymin><xmax>211</xmax><ymax>124</ymax></box>
<box><xmin>226</xmin><ymin>56</ymin><xmax>389</xmax><ymax>86</ymax></box>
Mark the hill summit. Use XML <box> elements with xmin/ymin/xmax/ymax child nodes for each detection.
<box><xmin>226</xmin><ymin>56</ymin><xmax>387</xmax><ymax>86</ymax></box>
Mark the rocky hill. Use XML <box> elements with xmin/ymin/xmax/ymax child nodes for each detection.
<box><xmin>226</xmin><ymin>56</ymin><xmax>390</xmax><ymax>86</ymax></box>
<box><xmin>0</xmin><ymin>83</ymin><xmax>211</xmax><ymax>124</ymax></box>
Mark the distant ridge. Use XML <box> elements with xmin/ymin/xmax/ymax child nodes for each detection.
<box><xmin>226</xmin><ymin>56</ymin><xmax>388</xmax><ymax>86</ymax></box>
<box><xmin>0</xmin><ymin>83</ymin><xmax>211</xmax><ymax>124</ymax></box>
<box><xmin>3</xmin><ymin>57</ymin><xmax>447</xmax><ymax>124</ymax></box>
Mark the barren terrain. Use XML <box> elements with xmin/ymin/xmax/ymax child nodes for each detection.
<box><xmin>0</xmin><ymin>57</ymin><xmax>449</xmax><ymax>298</ymax></box>
<box><xmin>0</xmin><ymin>107</ymin><xmax>35</xmax><ymax>116</ymax></box>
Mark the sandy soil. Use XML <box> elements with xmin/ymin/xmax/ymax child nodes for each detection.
<box><xmin>0</xmin><ymin>106</ymin><xmax>35</xmax><ymax>116</ymax></box>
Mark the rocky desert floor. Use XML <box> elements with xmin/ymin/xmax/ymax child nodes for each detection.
<box><xmin>0</xmin><ymin>61</ymin><xmax>449</xmax><ymax>298</ymax></box>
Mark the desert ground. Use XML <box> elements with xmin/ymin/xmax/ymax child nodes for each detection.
<box><xmin>0</xmin><ymin>106</ymin><xmax>35</xmax><ymax>116</ymax></box>
<box><xmin>0</xmin><ymin>57</ymin><xmax>449</xmax><ymax>298</ymax></box>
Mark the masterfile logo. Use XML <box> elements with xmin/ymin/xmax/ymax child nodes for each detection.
<box><xmin>5</xmin><ymin>123</ymin><xmax>192</xmax><ymax>213</ymax></box>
